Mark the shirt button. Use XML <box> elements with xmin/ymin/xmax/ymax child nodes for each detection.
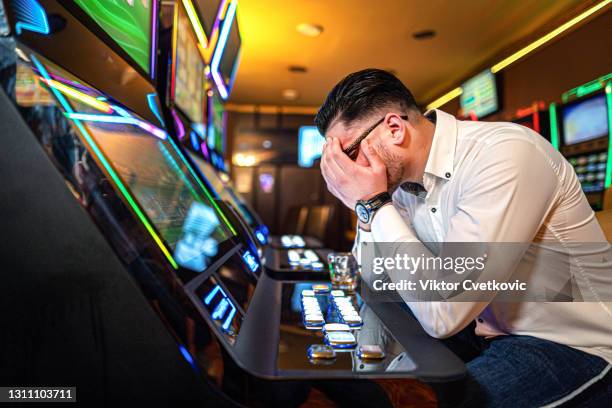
<box><xmin>445</xmin><ymin>172</ymin><xmax>451</xmax><ymax>179</ymax></box>
<box><xmin>431</xmin><ymin>208</ymin><xmax>437</xmax><ymax>213</ymax></box>
<box><xmin>477</xmin><ymin>318</ymin><xmax>484</xmax><ymax>323</ymax></box>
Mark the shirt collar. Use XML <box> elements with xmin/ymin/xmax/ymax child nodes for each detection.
<box><xmin>423</xmin><ymin>109</ymin><xmax>457</xmax><ymax>181</ymax></box>
<box><xmin>399</xmin><ymin>109</ymin><xmax>457</xmax><ymax>198</ymax></box>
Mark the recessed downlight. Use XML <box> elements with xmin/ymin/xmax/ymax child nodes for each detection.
<box><xmin>282</xmin><ymin>89</ymin><xmax>299</xmax><ymax>101</ymax></box>
<box><xmin>289</xmin><ymin>65</ymin><xmax>308</xmax><ymax>73</ymax></box>
<box><xmin>296</xmin><ymin>23</ymin><xmax>324</xmax><ymax>38</ymax></box>
<box><xmin>412</xmin><ymin>29</ymin><xmax>436</xmax><ymax>40</ymax></box>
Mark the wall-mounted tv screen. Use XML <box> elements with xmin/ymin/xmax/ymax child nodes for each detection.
<box><xmin>208</xmin><ymin>91</ymin><xmax>226</xmax><ymax>154</ymax></box>
<box><xmin>460</xmin><ymin>70</ymin><xmax>499</xmax><ymax>118</ymax></box>
<box><xmin>74</xmin><ymin>0</ymin><xmax>152</xmax><ymax>74</ymax></box>
<box><xmin>174</xmin><ymin>3</ymin><xmax>205</xmax><ymax>123</ymax></box>
<box><xmin>298</xmin><ymin>126</ymin><xmax>325</xmax><ymax>168</ymax></box>
<box><xmin>561</xmin><ymin>94</ymin><xmax>609</xmax><ymax>146</ymax></box>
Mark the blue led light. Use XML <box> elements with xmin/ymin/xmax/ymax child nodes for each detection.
<box><xmin>179</xmin><ymin>345</ymin><xmax>195</xmax><ymax>366</ymax></box>
<box><xmin>190</xmin><ymin>130</ymin><xmax>200</xmax><ymax>151</ymax></box>
<box><xmin>242</xmin><ymin>250</ymin><xmax>259</xmax><ymax>273</ymax></box>
<box><xmin>12</xmin><ymin>0</ymin><xmax>50</xmax><ymax>35</ymax></box>
<box><xmin>222</xmin><ymin>307</ymin><xmax>236</xmax><ymax>331</ymax></box>
<box><xmin>255</xmin><ymin>231</ymin><xmax>266</xmax><ymax>244</ymax></box>
<box><xmin>212</xmin><ymin>298</ymin><xmax>229</xmax><ymax>319</ymax></box>
<box><xmin>204</xmin><ymin>285</ymin><xmax>222</xmax><ymax>305</ymax></box>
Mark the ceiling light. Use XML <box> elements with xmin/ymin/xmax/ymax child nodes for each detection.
<box><xmin>282</xmin><ymin>89</ymin><xmax>299</xmax><ymax>101</ymax></box>
<box><xmin>412</xmin><ymin>29</ymin><xmax>436</xmax><ymax>40</ymax></box>
<box><xmin>296</xmin><ymin>23</ymin><xmax>324</xmax><ymax>38</ymax></box>
<box><xmin>234</xmin><ymin>153</ymin><xmax>257</xmax><ymax>167</ymax></box>
<box><xmin>289</xmin><ymin>65</ymin><xmax>308</xmax><ymax>73</ymax></box>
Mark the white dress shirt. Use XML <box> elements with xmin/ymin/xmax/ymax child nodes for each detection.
<box><xmin>354</xmin><ymin>109</ymin><xmax>612</xmax><ymax>363</ymax></box>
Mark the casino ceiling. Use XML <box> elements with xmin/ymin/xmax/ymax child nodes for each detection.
<box><xmin>230</xmin><ymin>0</ymin><xmax>600</xmax><ymax>108</ymax></box>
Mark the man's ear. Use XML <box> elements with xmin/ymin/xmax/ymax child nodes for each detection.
<box><xmin>384</xmin><ymin>113</ymin><xmax>407</xmax><ymax>146</ymax></box>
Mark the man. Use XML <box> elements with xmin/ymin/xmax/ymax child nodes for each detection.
<box><xmin>317</xmin><ymin>69</ymin><xmax>612</xmax><ymax>407</ymax></box>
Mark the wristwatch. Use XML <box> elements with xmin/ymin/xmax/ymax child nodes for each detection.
<box><xmin>355</xmin><ymin>192</ymin><xmax>391</xmax><ymax>225</ymax></box>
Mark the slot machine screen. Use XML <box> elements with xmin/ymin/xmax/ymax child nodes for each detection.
<box><xmin>460</xmin><ymin>70</ymin><xmax>499</xmax><ymax>118</ymax></box>
<box><xmin>174</xmin><ymin>3</ymin><xmax>206</xmax><ymax>123</ymax></box>
<box><xmin>207</xmin><ymin>91</ymin><xmax>225</xmax><ymax>154</ymax></box>
<box><xmin>74</xmin><ymin>0</ymin><xmax>152</xmax><ymax>74</ymax></box>
<box><xmin>49</xmin><ymin>63</ymin><xmax>235</xmax><ymax>274</ymax></box>
<box><xmin>298</xmin><ymin>126</ymin><xmax>325</xmax><ymax>167</ymax></box>
<box><xmin>83</xmin><ymin>121</ymin><xmax>233</xmax><ymax>273</ymax></box>
<box><xmin>561</xmin><ymin>94</ymin><xmax>608</xmax><ymax>146</ymax></box>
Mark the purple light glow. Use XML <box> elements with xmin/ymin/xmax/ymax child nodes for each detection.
<box><xmin>172</xmin><ymin>109</ymin><xmax>186</xmax><ymax>139</ymax></box>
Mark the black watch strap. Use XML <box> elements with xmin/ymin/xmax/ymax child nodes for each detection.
<box><xmin>366</xmin><ymin>191</ymin><xmax>391</xmax><ymax>213</ymax></box>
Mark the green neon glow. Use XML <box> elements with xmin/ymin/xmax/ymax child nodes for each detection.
<box><xmin>166</xmin><ymin>136</ymin><xmax>237</xmax><ymax>235</ymax></box>
<box><xmin>32</xmin><ymin>55</ymin><xmax>179</xmax><ymax>269</ymax></box>
<box><xmin>605</xmin><ymin>82</ymin><xmax>612</xmax><ymax>189</ymax></box>
<box><xmin>549</xmin><ymin>103</ymin><xmax>560</xmax><ymax>150</ymax></box>
<box><xmin>562</xmin><ymin>73</ymin><xmax>612</xmax><ymax>102</ymax></box>
<box><xmin>74</xmin><ymin>0</ymin><xmax>151</xmax><ymax>74</ymax></box>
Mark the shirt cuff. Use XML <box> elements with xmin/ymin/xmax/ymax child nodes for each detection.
<box><xmin>371</xmin><ymin>204</ymin><xmax>419</xmax><ymax>243</ymax></box>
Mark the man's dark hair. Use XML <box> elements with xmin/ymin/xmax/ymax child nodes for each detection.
<box><xmin>315</xmin><ymin>68</ymin><xmax>419</xmax><ymax>135</ymax></box>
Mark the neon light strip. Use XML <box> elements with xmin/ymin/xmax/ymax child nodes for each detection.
<box><xmin>210</xmin><ymin>0</ymin><xmax>238</xmax><ymax>99</ymax></box>
<box><xmin>171</xmin><ymin>109</ymin><xmax>185</xmax><ymax>139</ymax></box>
<box><xmin>31</xmin><ymin>55</ymin><xmax>179</xmax><ymax>269</ymax></box>
<box><xmin>165</xmin><ymin>136</ymin><xmax>237</xmax><ymax>235</ymax></box>
<box><xmin>202</xmin><ymin>0</ymin><xmax>228</xmax><ymax>63</ymax></box>
<box><xmin>426</xmin><ymin>87</ymin><xmax>462</xmax><ymax>110</ymax></box>
<box><xmin>182</xmin><ymin>0</ymin><xmax>209</xmax><ymax>47</ymax></box>
<box><xmin>147</xmin><ymin>93</ymin><xmax>164</xmax><ymax>125</ymax></box>
<box><xmin>605</xmin><ymin>82</ymin><xmax>612</xmax><ymax>188</ymax></box>
<box><xmin>39</xmin><ymin>78</ymin><xmax>113</xmax><ymax>113</ymax></box>
<box><xmin>65</xmin><ymin>112</ymin><xmax>167</xmax><ymax>140</ymax></box>
<box><xmin>533</xmin><ymin>109</ymin><xmax>540</xmax><ymax>134</ymax></box>
<box><xmin>562</xmin><ymin>73</ymin><xmax>612</xmax><ymax>102</ymax></box>
<box><xmin>549</xmin><ymin>103</ymin><xmax>560</xmax><ymax>150</ymax></box>
<box><xmin>14</xmin><ymin>0</ymin><xmax>50</xmax><ymax>35</ymax></box>
<box><xmin>426</xmin><ymin>0</ymin><xmax>611</xmax><ymax>110</ymax></box>
<box><xmin>491</xmin><ymin>0</ymin><xmax>611</xmax><ymax>73</ymax></box>
<box><xmin>150</xmin><ymin>0</ymin><xmax>158</xmax><ymax>78</ymax></box>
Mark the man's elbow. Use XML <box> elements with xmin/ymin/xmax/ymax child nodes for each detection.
<box><xmin>419</xmin><ymin>319</ymin><xmax>466</xmax><ymax>339</ymax></box>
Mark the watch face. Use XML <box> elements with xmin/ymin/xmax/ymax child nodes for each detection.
<box><xmin>355</xmin><ymin>203</ymin><xmax>370</xmax><ymax>224</ymax></box>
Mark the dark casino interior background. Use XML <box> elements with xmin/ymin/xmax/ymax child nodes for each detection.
<box><xmin>0</xmin><ymin>0</ymin><xmax>610</xmax><ymax>407</ymax></box>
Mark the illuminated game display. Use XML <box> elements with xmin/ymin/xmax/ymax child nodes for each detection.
<box><xmin>79</xmin><ymin>116</ymin><xmax>231</xmax><ymax>272</ymax></box>
<box><xmin>174</xmin><ymin>3</ymin><xmax>205</xmax><ymax>123</ymax></box>
<box><xmin>460</xmin><ymin>70</ymin><xmax>499</xmax><ymax>118</ymax></box>
<box><xmin>33</xmin><ymin>56</ymin><xmax>233</xmax><ymax>273</ymax></box>
<box><xmin>561</xmin><ymin>94</ymin><xmax>609</xmax><ymax>146</ymax></box>
<box><xmin>298</xmin><ymin>126</ymin><xmax>326</xmax><ymax>167</ymax></box>
<box><xmin>74</xmin><ymin>0</ymin><xmax>153</xmax><ymax>74</ymax></box>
